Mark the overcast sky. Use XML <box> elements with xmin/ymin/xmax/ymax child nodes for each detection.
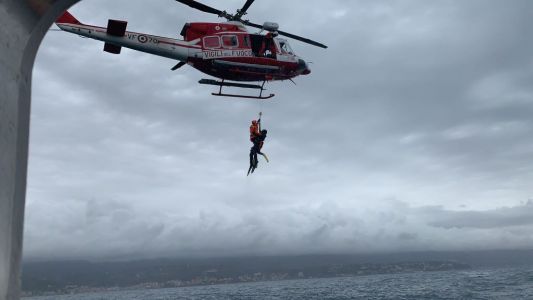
<box><xmin>25</xmin><ymin>0</ymin><xmax>533</xmax><ymax>260</ymax></box>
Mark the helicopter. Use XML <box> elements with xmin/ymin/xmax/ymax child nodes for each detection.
<box><xmin>54</xmin><ymin>0</ymin><xmax>327</xmax><ymax>99</ymax></box>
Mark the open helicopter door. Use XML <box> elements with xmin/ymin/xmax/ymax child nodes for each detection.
<box><xmin>103</xmin><ymin>19</ymin><xmax>128</xmax><ymax>54</ymax></box>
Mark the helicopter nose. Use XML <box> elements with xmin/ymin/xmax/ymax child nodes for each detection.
<box><xmin>297</xmin><ymin>59</ymin><xmax>311</xmax><ymax>75</ymax></box>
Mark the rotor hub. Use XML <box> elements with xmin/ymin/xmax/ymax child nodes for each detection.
<box><xmin>262</xmin><ymin>22</ymin><xmax>279</xmax><ymax>32</ymax></box>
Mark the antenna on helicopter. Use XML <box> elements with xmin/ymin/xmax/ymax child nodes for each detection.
<box><xmin>175</xmin><ymin>0</ymin><xmax>327</xmax><ymax>49</ymax></box>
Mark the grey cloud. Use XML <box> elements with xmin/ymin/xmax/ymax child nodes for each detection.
<box><xmin>397</xmin><ymin>232</ymin><xmax>418</xmax><ymax>241</ymax></box>
<box><xmin>427</xmin><ymin>201</ymin><xmax>533</xmax><ymax>229</ymax></box>
<box><xmin>24</xmin><ymin>0</ymin><xmax>533</xmax><ymax>260</ymax></box>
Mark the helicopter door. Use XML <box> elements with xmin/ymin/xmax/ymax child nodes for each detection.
<box><xmin>249</xmin><ymin>34</ymin><xmax>276</xmax><ymax>59</ymax></box>
<box><xmin>250</xmin><ymin>34</ymin><xmax>263</xmax><ymax>56</ymax></box>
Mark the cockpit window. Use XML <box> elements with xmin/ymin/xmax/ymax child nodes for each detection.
<box><xmin>279</xmin><ymin>41</ymin><xmax>294</xmax><ymax>55</ymax></box>
<box><xmin>222</xmin><ymin>35</ymin><xmax>239</xmax><ymax>48</ymax></box>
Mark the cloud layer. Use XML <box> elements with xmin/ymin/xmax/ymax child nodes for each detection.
<box><xmin>24</xmin><ymin>0</ymin><xmax>533</xmax><ymax>260</ymax></box>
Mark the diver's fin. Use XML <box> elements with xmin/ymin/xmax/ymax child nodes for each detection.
<box><xmin>260</xmin><ymin>153</ymin><xmax>269</xmax><ymax>163</ymax></box>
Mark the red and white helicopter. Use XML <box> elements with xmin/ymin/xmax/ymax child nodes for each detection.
<box><xmin>55</xmin><ymin>0</ymin><xmax>327</xmax><ymax>99</ymax></box>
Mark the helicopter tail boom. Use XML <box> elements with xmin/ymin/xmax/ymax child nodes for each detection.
<box><xmin>55</xmin><ymin>11</ymin><xmax>194</xmax><ymax>62</ymax></box>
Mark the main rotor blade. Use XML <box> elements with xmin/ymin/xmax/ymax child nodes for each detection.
<box><xmin>242</xmin><ymin>20</ymin><xmax>263</xmax><ymax>30</ymax></box>
<box><xmin>277</xmin><ymin>29</ymin><xmax>328</xmax><ymax>49</ymax></box>
<box><xmin>175</xmin><ymin>0</ymin><xmax>223</xmax><ymax>16</ymax></box>
<box><xmin>235</xmin><ymin>0</ymin><xmax>255</xmax><ymax>19</ymax></box>
<box><xmin>242</xmin><ymin>20</ymin><xmax>327</xmax><ymax>49</ymax></box>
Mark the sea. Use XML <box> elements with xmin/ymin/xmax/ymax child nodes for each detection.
<box><xmin>26</xmin><ymin>266</ymin><xmax>533</xmax><ymax>300</ymax></box>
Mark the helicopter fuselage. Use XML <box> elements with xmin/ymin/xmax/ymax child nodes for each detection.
<box><xmin>55</xmin><ymin>12</ymin><xmax>311</xmax><ymax>83</ymax></box>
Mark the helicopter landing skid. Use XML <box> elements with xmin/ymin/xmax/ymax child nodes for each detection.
<box><xmin>211</xmin><ymin>92</ymin><xmax>275</xmax><ymax>100</ymax></box>
<box><xmin>199</xmin><ymin>79</ymin><xmax>274</xmax><ymax>100</ymax></box>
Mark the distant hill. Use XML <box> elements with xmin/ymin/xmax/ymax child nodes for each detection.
<box><xmin>22</xmin><ymin>249</ymin><xmax>533</xmax><ymax>296</ymax></box>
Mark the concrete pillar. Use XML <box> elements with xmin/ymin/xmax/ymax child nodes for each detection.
<box><xmin>0</xmin><ymin>1</ymin><xmax>78</xmax><ymax>299</ymax></box>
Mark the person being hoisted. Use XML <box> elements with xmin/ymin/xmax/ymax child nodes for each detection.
<box><xmin>248</xmin><ymin>112</ymin><xmax>269</xmax><ymax>176</ymax></box>
<box><xmin>250</xmin><ymin>118</ymin><xmax>260</xmax><ymax>143</ymax></box>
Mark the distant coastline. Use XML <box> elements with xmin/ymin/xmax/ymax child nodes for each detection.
<box><xmin>22</xmin><ymin>260</ymin><xmax>468</xmax><ymax>297</ymax></box>
<box><xmin>22</xmin><ymin>249</ymin><xmax>533</xmax><ymax>297</ymax></box>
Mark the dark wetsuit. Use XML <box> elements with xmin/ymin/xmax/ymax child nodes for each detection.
<box><xmin>248</xmin><ymin>130</ymin><xmax>267</xmax><ymax>175</ymax></box>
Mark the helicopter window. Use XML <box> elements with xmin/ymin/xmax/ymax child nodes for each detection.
<box><xmin>222</xmin><ymin>35</ymin><xmax>239</xmax><ymax>48</ymax></box>
<box><xmin>203</xmin><ymin>36</ymin><xmax>220</xmax><ymax>49</ymax></box>
<box><xmin>279</xmin><ymin>41</ymin><xmax>294</xmax><ymax>55</ymax></box>
<box><xmin>243</xmin><ymin>35</ymin><xmax>250</xmax><ymax>48</ymax></box>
